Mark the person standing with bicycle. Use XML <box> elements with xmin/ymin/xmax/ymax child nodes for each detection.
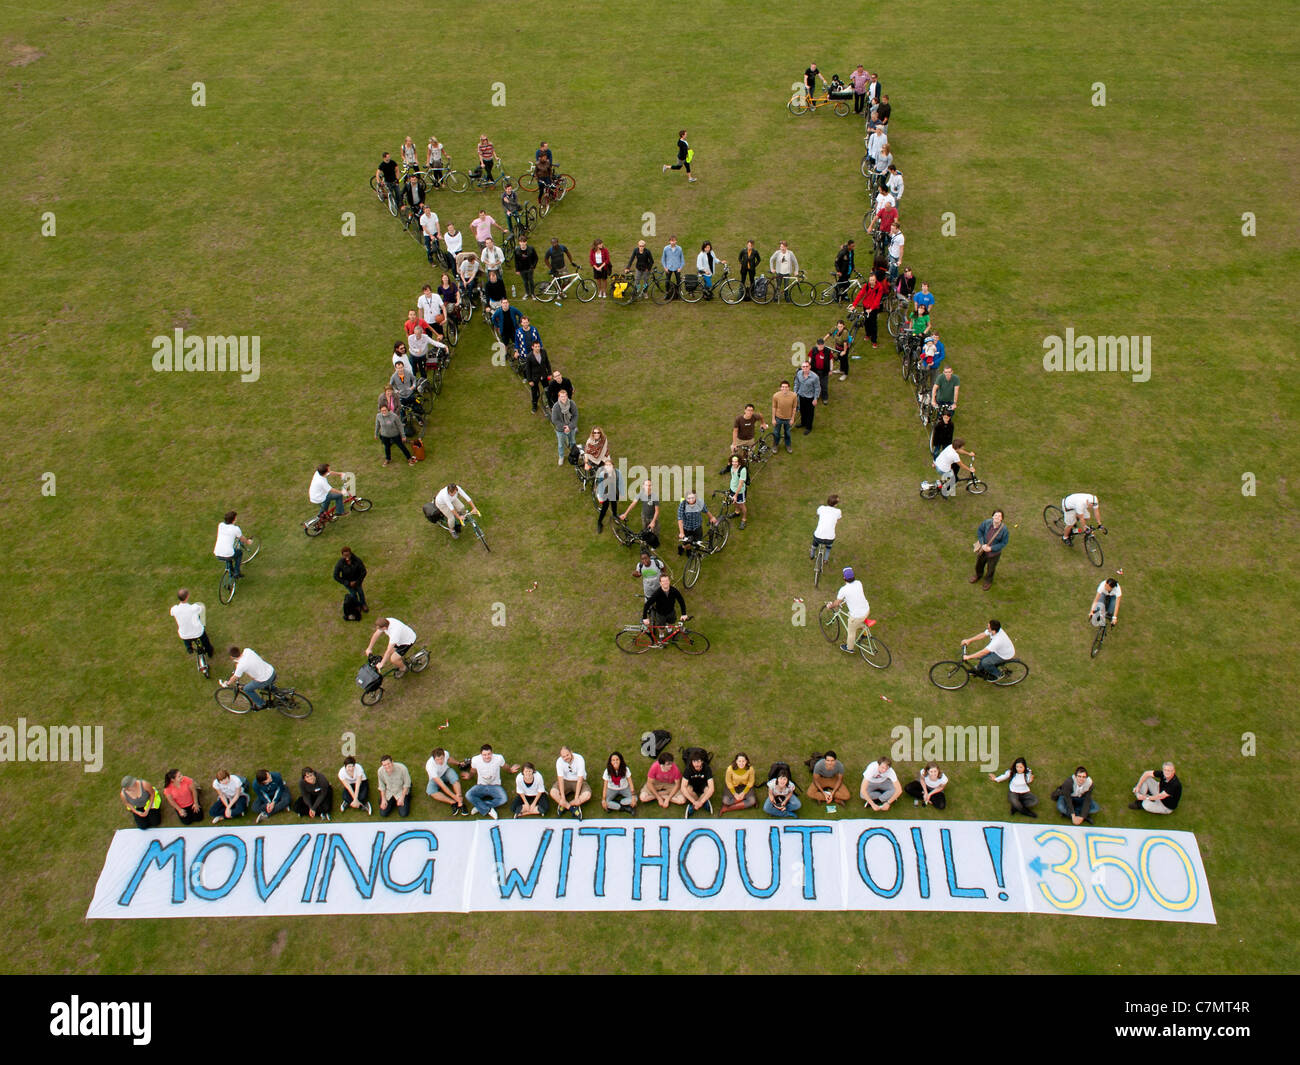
<box><xmin>213</xmin><ymin>510</ymin><xmax>250</xmax><ymax>578</ymax></box>
<box><xmin>727</xmin><ymin>403</ymin><xmax>768</xmax><ymax>471</ymax></box>
<box><xmin>738</xmin><ymin>239</ymin><xmax>760</xmax><ymax>298</ymax></box>
<box><xmin>595</xmin><ymin>458</ymin><xmax>623</xmax><ymax>535</ymax></box>
<box><xmin>971</xmin><ymin>509</ymin><xmax>1009</xmax><ymax>590</ymax></box>
<box><xmin>802</xmin><ymin>62</ymin><xmax>829</xmax><ymax>109</ymax></box>
<box><xmin>931</xmin><ymin>364</ymin><xmax>960</xmax><ymax>415</ymax></box>
<box><xmin>626</xmin><ymin>239</ymin><xmax>654</xmax><ymax>296</ymax></box>
<box><xmin>834</xmin><ymin>240</ymin><xmax>856</xmax><ymax>303</ymax></box>
<box><xmin>426</xmin><ymin>136</ymin><xmax>448</xmax><ymax>187</ymax></box>
<box><xmin>474</xmin><ymin>133</ymin><xmax>499</xmax><ymax>183</ymax></box>
<box><xmin>828</xmin><ymin>566</ymin><xmax>872</xmax><ymax>655</ymax></box>
<box><xmin>696</xmin><ymin>241</ymin><xmax>726</xmax><ymax>300</ymax></box>
<box><xmin>642</xmin><ymin>573</ymin><xmax>688</xmax><ymax>645</ymax></box>
<box><xmin>769</xmin><ymin>241</ymin><xmax>799</xmax><ymax>302</ymax></box>
<box><xmin>333</xmin><ymin>546</ymin><xmax>368</xmax><ymax>613</ymax></box>
<box><xmin>544</xmin><ymin>237</ymin><xmax>577</xmax><ymax>302</ymax></box>
<box><xmin>726</xmin><ymin>454</ymin><xmax>750</xmax><ymax>529</ymax></box>
<box><xmin>661</xmin><ymin>236</ymin><xmax>685</xmax><ymax>301</ymax></box>
<box><xmin>662</xmin><ymin>129</ymin><xmax>695</xmax><ymax>182</ymax></box>
<box><xmin>170</xmin><ymin>588</ymin><xmax>212</xmax><ymax>671</ymax></box>
<box><xmin>220</xmin><ymin>645</ymin><xmax>276</xmax><ymax>711</ymax></box>
<box><xmin>961</xmin><ymin>620</ymin><xmax>1015</xmax><ymax>680</ymax></box>
<box><xmin>418</xmin><ymin>205</ymin><xmax>443</xmax><ymax>266</ymax></box>
<box><xmin>676</xmin><ymin>491</ymin><xmax>718</xmax><ymax>549</ymax></box>
<box><xmin>500</xmin><ymin>182</ymin><xmax>523</xmax><ymax>240</ymax></box>
<box><xmin>513</xmin><ymin>236</ymin><xmax>539</xmax><ymax>300</ymax></box>
<box><xmin>365</xmin><ymin>617</ymin><xmax>417</xmax><ymax>678</ymax></box>
<box><xmin>375</xmin><ymin>151</ymin><xmax>399</xmax><ymax>205</ymax></box>
<box><xmin>851</xmin><ymin>272</ymin><xmax>887</xmax><ymax>349</ymax></box>
<box><xmin>620</xmin><ymin>478</ymin><xmax>661</xmax><ymax>546</ymax></box>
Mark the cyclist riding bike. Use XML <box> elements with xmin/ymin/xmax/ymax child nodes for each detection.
<box><xmin>220</xmin><ymin>645</ymin><xmax>276</xmax><ymax>710</ymax></box>
<box><xmin>1061</xmin><ymin>492</ymin><xmax>1102</xmax><ymax>542</ymax></box>
<box><xmin>309</xmin><ymin>463</ymin><xmax>346</xmax><ymax>518</ymax></box>
<box><xmin>365</xmin><ymin>616</ymin><xmax>418</xmax><ymax>678</ymax></box>
<box><xmin>676</xmin><ymin>491</ymin><xmax>718</xmax><ymax>551</ymax></box>
<box><xmin>962</xmin><ymin>620</ymin><xmax>1015</xmax><ymax>680</ymax></box>
<box><xmin>641</xmin><ymin>573</ymin><xmax>688</xmax><ymax>646</ymax></box>
<box><xmin>433</xmin><ymin>482</ymin><xmax>479</xmax><ymax>539</ymax></box>
<box><xmin>1089</xmin><ymin>577</ymin><xmax>1122</xmax><ymax>627</ymax></box>
<box><xmin>213</xmin><ymin>509</ymin><xmax>251</xmax><ymax>577</ymax></box>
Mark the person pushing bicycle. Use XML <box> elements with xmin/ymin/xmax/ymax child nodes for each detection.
<box><xmin>642</xmin><ymin>573</ymin><xmax>688</xmax><ymax>646</ymax></box>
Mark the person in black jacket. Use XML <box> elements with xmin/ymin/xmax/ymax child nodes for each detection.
<box><xmin>642</xmin><ymin>573</ymin><xmax>687</xmax><ymax>645</ymax></box>
<box><xmin>834</xmin><ymin>240</ymin><xmax>856</xmax><ymax>303</ymax></box>
<box><xmin>294</xmin><ymin>767</ymin><xmax>333</xmax><ymax>821</ymax></box>
<box><xmin>930</xmin><ymin>409</ymin><xmax>955</xmax><ymax>459</ymax></box>
<box><xmin>513</xmin><ymin>237</ymin><xmax>539</xmax><ymax>300</ymax></box>
<box><xmin>334</xmin><ymin>547</ymin><xmax>368</xmax><ymax>613</ymax></box>
<box><xmin>545</xmin><ymin>369</ymin><xmax>574</xmax><ymax>408</ymax></box>
<box><xmin>523</xmin><ymin>342</ymin><xmax>552</xmax><ymax>413</ymax></box>
<box><xmin>738</xmin><ymin>240</ymin><xmax>760</xmax><ymax>299</ymax></box>
<box><xmin>626</xmin><ymin>240</ymin><xmax>655</xmax><ymax>298</ymax></box>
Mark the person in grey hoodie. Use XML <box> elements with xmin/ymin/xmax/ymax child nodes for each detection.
<box><xmin>389</xmin><ymin>365</ymin><xmax>418</xmax><ymax>411</ymax></box>
<box><xmin>550</xmin><ymin>389</ymin><xmax>579</xmax><ymax>465</ymax></box>
<box><xmin>375</xmin><ymin>405</ymin><xmax>414</xmax><ymax>466</ymax></box>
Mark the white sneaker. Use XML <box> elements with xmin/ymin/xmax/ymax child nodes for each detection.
<box><xmin>688</xmin><ymin>176</ymin><xmax>698</xmax><ymax>183</ymax></box>
<box><xmin>212</xmin><ymin>816</ymin><xmax>222</xmax><ymax>824</ymax></box>
<box><xmin>558</xmin><ymin>455</ymin><xmax>565</xmax><ymax>465</ymax></box>
<box><xmin>661</xmin><ymin>164</ymin><xmax>669</xmax><ymax>172</ymax></box>
<box><xmin>487</xmin><ymin>807</ymin><xmax>498</xmax><ymax>820</ymax></box>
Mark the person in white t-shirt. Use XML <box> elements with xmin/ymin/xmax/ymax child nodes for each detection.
<box><xmin>887</xmin><ymin>224</ymin><xmax>904</xmax><ymax>282</ymax></box>
<box><xmin>1090</xmin><ymin>577</ymin><xmax>1122</xmax><ymax>626</ymax></box>
<box><xmin>338</xmin><ymin>756</ymin><xmax>371</xmax><ymax>814</ymax></box>
<box><xmin>465</xmin><ymin>744</ymin><xmax>520</xmax><ymax>819</ymax></box>
<box><xmin>209</xmin><ymin>769</ymin><xmax>249</xmax><ymax>823</ymax></box>
<box><xmin>828</xmin><ymin>566</ymin><xmax>872</xmax><ymax>653</ymax></box>
<box><xmin>418</xmin><ymin>283</ymin><xmax>446</xmax><ymax>331</ymax></box>
<box><xmin>962</xmin><ymin>619</ymin><xmax>1015</xmax><ymax>680</ymax></box>
<box><xmin>213</xmin><ymin>509</ymin><xmax>252</xmax><ymax>577</ymax></box>
<box><xmin>860</xmin><ymin>756</ymin><xmax>902</xmax><ymax>810</ymax></box>
<box><xmin>443</xmin><ymin>222</ymin><xmax>464</xmax><ymax>260</ymax></box>
<box><xmin>511</xmin><ymin>763</ymin><xmax>549</xmax><ymax>817</ymax></box>
<box><xmin>221</xmin><ymin>645</ymin><xmax>277</xmax><ymax>709</ymax></box>
<box><xmin>424</xmin><ymin>747</ymin><xmax>468</xmax><ymax>814</ymax></box>
<box><xmin>309</xmin><ymin>463</ymin><xmax>345</xmax><ymax>518</ymax></box>
<box><xmin>1060</xmin><ymin>492</ymin><xmax>1101</xmax><ymax>541</ymax></box>
<box><xmin>433</xmin><ymin>482</ymin><xmax>479</xmax><ymax>538</ymax></box>
<box><xmin>904</xmin><ymin>762</ymin><xmax>949</xmax><ymax>809</ymax></box>
<box><xmin>418</xmin><ymin>206</ymin><xmax>442</xmax><ymax>265</ymax></box>
<box><xmin>170</xmin><ymin>588</ymin><xmax>212</xmax><ymax>671</ymax></box>
<box><xmin>365</xmin><ymin>617</ymin><xmax>417</xmax><ymax>677</ymax></box>
<box><xmin>551</xmin><ymin>746</ymin><xmax>591</xmax><ymax>819</ymax></box>
<box><xmin>810</xmin><ymin>493</ymin><xmax>842</xmax><ymax>563</ymax></box>
<box><xmin>933</xmin><ymin>438</ymin><xmax>975</xmax><ymax>497</ymax></box>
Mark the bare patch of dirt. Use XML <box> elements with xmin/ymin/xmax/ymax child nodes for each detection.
<box><xmin>8</xmin><ymin>43</ymin><xmax>44</xmax><ymax>67</ymax></box>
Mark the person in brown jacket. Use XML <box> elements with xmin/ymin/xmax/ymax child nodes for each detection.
<box><xmin>771</xmin><ymin>380</ymin><xmax>798</xmax><ymax>454</ymax></box>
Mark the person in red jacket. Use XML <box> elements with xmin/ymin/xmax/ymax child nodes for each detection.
<box><xmin>590</xmin><ymin>238</ymin><xmax>613</xmax><ymax>300</ymax></box>
<box><xmin>809</xmin><ymin>338</ymin><xmax>835</xmax><ymax>406</ymax></box>
<box><xmin>852</xmin><ymin>273</ymin><xmax>887</xmax><ymax>348</ymax></box>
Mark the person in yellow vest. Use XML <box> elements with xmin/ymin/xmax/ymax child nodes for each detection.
<box><xmin>120</xmin><ymin>775</ymin><xmax>162</xmax><ymax>829</ymax></box>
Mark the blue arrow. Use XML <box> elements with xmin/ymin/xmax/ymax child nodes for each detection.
<box><xmin>1028</xmin><ymin>856</ymin><xmax>1047</xmax><ymax>877</ymax></box>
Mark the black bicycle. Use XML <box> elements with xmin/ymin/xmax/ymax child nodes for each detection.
<box><xmin>360</xmin><ymin>646</ymin><xmax>431</xmax><ymax>705</ymax></box>
<box><xmin>216</xmin><ymin>679</ymin><xmax>314</xmax><ymax>718</ymax></box>
<box><xmin>1090</xmin><ymin>612</ymin><xmax>1117</xmax><ymax>658</ymax></box>
<box><xmin>218</xmin><ymin>535</ymin><xmax>260</xmax><ymax>605</ymax></box>
<box><xmin>919</xmin><ymin>466</ymin><xmax>987</xmax><ymax>498</ymax></box>
<box><xmin>929</xmin><ymin>647</ymin><xmax>1029</xmax><ymax>689</ymax></box>
<box><xmin>1044</xmin><ymin>506</ymin><xmax>1108</xmax><ymax>567</ymax></box>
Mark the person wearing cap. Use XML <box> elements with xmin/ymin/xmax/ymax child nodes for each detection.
<box><xmin>120</xmin><ymin>775</ymin><xmax>162</xmax><ymax>830</ymax></box>
<box><xmin>827</xmin><ymin>567</ymin><xmax>872</xmax><ymax>654</ymax></box>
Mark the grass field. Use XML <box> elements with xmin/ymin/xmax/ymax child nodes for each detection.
<box><xmin>1</xmin><ymin>0</ymin><xmax>1296</xmax><ymax>974</ymax></box>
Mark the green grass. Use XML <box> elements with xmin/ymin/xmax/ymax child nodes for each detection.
<box><xmin>0</xmin><ymin>0</ymin><xmax>1296</xmax><ymax>974</ymax></box>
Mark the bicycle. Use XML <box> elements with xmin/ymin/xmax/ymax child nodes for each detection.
<box><xmin>708</xmin><ymin>491</ymin><xmax>736</xmax><ymax>549</ymax></box>
<box><xmin>818</xmin><ymin>603</ymin><xmax>892</xmax><ymax>668</ymax></box>
<box><xmin>811</xmin><ymin>538</ymin><xmax>830</xmax><ymax>588</ymax></box>
<box><xmin>735</xmin><ymin>435</ymin><xmax>775</xmax><ymax>483</ymax></box>
<box><xmin>919</xmin><ymin>466</ymin><xmax>988</xmax><ymax>499</ymax></box>
<box><xmin>1089</xmin><ymin>611</ymin><xmax>1117</xmax><ymax>658</ymax></box>
<box><xmin>216</xmin><ymin>679</ymin><xmax>314</xmax><ymax>718</ymax></box>
<box><xmin>359</xmin><ymin>646</ymin><xmax>431</xmax><ymax>705</ymax></box>
<box><xmin>218</xmin><ymin>535</ymin><xmax>260</xmax><ymax>605</ymax></box>
<box><xmin>615</xmin><ymin>618</ymin><xmax>709</xmax><ymax>655</ymax></box>
<box><xmin>368</xmin><ymin>175</ymin><xmax>399</xmax><ymax>216</ymax></box>
<box><xmin>304</xmin><ymin>493</ymin><xmax>373</xmax><ymax>536</ymax></box>
<box><xmin>400</xmin><ymin>400</ymin><xmax>427</xmax><ymax>439</ymax></box>
<box><xmin>612</xmin><ymin>517</ymin><xmax>675</xmax><ymax>576</ymax></box>
<box><xmin>787</xmin><ymin>88</ymin><xmax>851</xmax><ymax>117</ymax></box>
<box><xmin>677</xmin><ymin>532</ymin><xmax>721</xmax><ymax>589</ymax></box>
<box><xmin>427</xmin><ymin>346</ymin><xmax>451</xmax><ymax>396</ymax></box>
<box><xmin>444</xmin><ymin>164</ymin><xmax>512</xmax><ymax>193</ymax></box>
<box><xmin>534</xmin><ymin>269</ymin><xmax>595</xmax><ymax>305</ymax></box>
<box><xmin>680</xmin><ymin>264</ymin><xmax>730</xmax><ymax>303</ymax></box>
<box><xmin>519</xmin><ymin>160</ymin><xmax>576</xmax><ymax>196</ymax></box>
<box><xmin>771</xmin><ymin>270</ymin><xmax>816</xmax><ymax>307</ymax></box>
<box><xmin>1043</xmin><ymin>506</ymin><xmax>1108</xmax><ymax>567</ymax></box>
<box><xmin>929</xmin><ymin>646</ymin><xmax>1029</xmax><ymax>689</ymax></box>
<box><xmin>429</xmin><ymin>507</ymin><xmax>490</xmax><ymax>552</ymax></box>
<box><xmin>718</xmin><ymin>272</ymin><xmax>777</xmax><ymax>305</ymax></box>
<box><xmin>612</xmin><ymin>269</ymin><xmax>662</xmax><ymax>306</ymax></box>
<box><xmin>815</xmin><ymin>270</ymin><xmax>861</xmax><ymax>306</ymax></box>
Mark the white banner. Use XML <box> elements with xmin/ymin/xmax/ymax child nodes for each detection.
<box><xmin>86</xmin><ymin>819</ymin><xmax>1214</xmax><ymax>923</ymax></box>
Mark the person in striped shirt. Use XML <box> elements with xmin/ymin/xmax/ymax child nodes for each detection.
<box><xmin>475</xmin><ymin>133</ymin><xmax>498</xmax><ymax>182</ymax></box>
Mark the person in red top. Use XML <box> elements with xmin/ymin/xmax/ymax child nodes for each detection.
<box><xmin>403</xmin><ymin>309</ymin><xmax>433</xmax><ymax>337</ymax></box>
<box><xmin>639</xmin><ymin>750</ymin><xmax>686</xmax><ymax>809</ymax></box>
<box><xmin>162</xmin><ymin>768</ymin><xmax>204</xmax><ymax>824</ymax></box>
<box><xmin>852</xmin><ymin>272</ymin><xmax>887</xmax><ymax>348</ymax></box>
<box><xmin>590</xmin><ymin>238</ymin><xmax>613</xmax><ymax>300</ymax></box>
<box><xmin>869</xmin><ymin>202</ymin><xmax>899</xmax><ymax>259</ymax></box>
<box><xmin>476</xmin><ymin>134</ymin><xmax>498</xmax><ymax>182</ymax></box>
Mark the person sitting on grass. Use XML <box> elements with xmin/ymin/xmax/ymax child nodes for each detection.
<box><xmin>988</xmin><ymin>756</ymin><xmax>1037</xmax><ymax>817</ymax></box>
<box><xmin>425</xmin><ymin>748</ymin><xmax>467</xmax><ymax>814</ymax></box>
<box><xmin>162</xmin><ymin>769</ymin><xmax>203</xmax><ymax>825</ymax></box>
<box><xmin>1129</xmin><ymin>762</ymin><xmax>1181</xmax><ymax>815</ymax></box>
<box><xmin>903</xmin><ymin>761</ymin><xmax>949</xmax><ymax>810</ymax></box>
<box><xmin>512</xmin><ymin>763</ymin><xmax>549</xmax><ymax>818</ymax></box>
<box><xmin>763</xmin><ymin>764</ymin><xmax>801</xmax><ymax>818</ymax></box>
<box><xmin>601</xmin><ymin>752</ymin><xmax>637</xmax><ymax>814</ymax></box>
<box><xmin>806</xmin><ymin>750</ymin><xmax>851</xmax><ymax>808</ymax></box>
<box><xmin>640</xmin><ymin>750</ymin><xmax>685</xmax><ymax>810</ymax></box>
<box><xmin>1052</xmin><ymin>765</ymin><xmax>1099</xmax><ymax>826</ymax></box>
<box><xmin>681</xmin><ymin>748</ymin><xmax>716</xmax><ymax>819</ymax></box>
<box><xmin>551</xmin><ymin>745</ymin><xmax>592</xmax><ymax>820</ymax></box>
<box><xmin>252</xmin><ymin>768</ymin><xmax>292</xmax><ymax>824</ymax></box>
<box><xmin>720</xmin><ymin>752</ymin><xmax>757</xmax><ymax>812</ymax></box>
<box><xmin>338</xmin><ymin>756</ymin><xmax>371</xmax><ymax>815</ymax></box>
<box><xmin>861</xmin><ymin>756</ymin><xmax>902</xmax><ymax>811</ymax></box>
<box><xmin>293</xmin><ymin>766</ymin><xmax>333</xmax><ymax>822</ymax></box>
<box><xmin>209</xmin><ymin>769</ymin><xmax>248</xmax><ymax>824</ymax></box>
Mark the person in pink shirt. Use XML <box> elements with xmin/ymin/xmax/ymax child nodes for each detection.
<box><xmin>470</xmin><ymin>209</ymin><xmax>502</xmax><ymax>251</ymax></box>
<box><xmin>639</xmin><ymin>750</ymin><xmax>686</xmax><ymax>809</ymax></box>
<box><xmin>850</xmin><ymin>64</ymin><xmax>870</xmax><ymax>114</ymax></box>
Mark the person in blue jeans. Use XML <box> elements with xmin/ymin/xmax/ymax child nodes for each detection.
<box><xmin>763</xmin><ymin>768</ymin><xmax>802</xmax><ymax>818</ymax></box>
<box><xmin>1053</xmin><ymin>766</ymin><xmax>1100</xmax><ymax>826</ymax></box>
<box><xmin>661</xmin><ymin>236</ymin><xmax>685</xmax><ymax>301</ymax></box>
<box><xmin>465</xmin><ymin>744</ymin><xmax>520</xmax><ymax>820</ymax></box>
<box><xmin>961</xmin><ymin>620</ymin><xmax>1014</xmax><ymax>679</ymax></box>
<box><xmin>310</xmin><ymin>463</ymin><xmax>345</xmax><ymax>517</ymax></box>
<box><xmin>252</xmin><ymin>769</ymin><xmax>292</xmax><ymax>823</ymax></box>
<box><xmin>222</xmin><ymin>646</ymin><xmax>276</xmax><ymax>709</ymax></box>
<box><xmin>549</xmin><ymin>390</ymin><xmax>578</xmax><ymax>465</ymax></box>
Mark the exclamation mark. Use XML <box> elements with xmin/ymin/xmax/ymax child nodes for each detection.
<box><xmin>983</xmin><ymin>825</ymin><xmax>1008</xmax><ymax>901</ymax></box>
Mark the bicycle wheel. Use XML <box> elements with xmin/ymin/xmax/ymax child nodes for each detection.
<box><xmin>408</xmin><ymin>648</ymin><xmax>430</xmax><ymax>673</ymax></box>
<box><xmin>431</xmin><ymin>363</ymin><xmax>444</xmax><ymax>395</ymax></box>
<box><xmin>861</xmin><ymin>153</ymin><xmax>873</xmax><ymax>178</ymax></box>
<box><xmin>369</xmin><ymin>175</ymin><xmax>381</xmax><ymax>196</ymax></box>
<box><xmin>717</xmin><ymin>278</ymin><xmax>745</xmax><ymax>305</ymax></box>
<box><xmin>813</xmin><ymin>282</ymin><xmax>836</xmax><ymax>306</ymax></box>
<box><xmin>1091</xmin><ymin>626</ymin><xmax>1106</xmax><ymax>659</ymax></box>
<box><xmin>612</xmin><ymin>519</ymin><xmax>634</xmax><ymax>546</ymax></box>
<box><xmin>788</xmin><ymin>97</ymin><xmax>808</xmax><ymax>116</ymax></box>
<box><xmin>559</xmin><ymin>174</ymin><xmax>576</xmax><ymax>193</ymax></box>
<box><xmin>304</xmin><ymin>516</ymin><xmax>325</xmax><ymax>537</ymax></box>
<box><xmin>615</xmin><ymin>628</ymin><xmax>654</xmax><ymax>654</ymax></box>
<box><xmin>965</xmin><ymin>478</ymin><xmax>988</xmax><ymax>496</ymax></box>
<box><xmin>360</xmin><ymin>685</ymin><xmax>384</xmax><ymax>706</ymax></box>
<box><xmin>834</xmin><ymin>101</ymin><xmax>850</xmax><ymax>117</ymax></box>
<box><xmin>929</xmin><ymin>661</ymin><xmax>970</xmax><ymax>690</ymax></box>
<box><xmin>241</xmin><ymin>536</ymin><xmax>260</xmax><ymax>564</ymax></box>
<box><xmin>349</xmin><ymin>497</ymin><xmax>373</xmax><ymax>513</ymax></box>
<box><xmin>993</xmin><ymin>660</ymin><xmax>1030</xmax><ymax>687</ymax></box>
<box><xmin>473</xmin><ymin>523</ymin><xmax>490</xmax><ymax>553</ymax></box>
<box><xmin>444</xmin><ymin>317</ymin><xmax>459</xmax><ymax>346</ymax></box>
<box><xmin>533</xmin><ymin>280</ymin><xmax>558</xmax><ymax>304</ymax></box>
<box><xmin>683</xmin><ymin>552</ymin><xmax>702</xmax><ymax>588</ymax></box>
<box><xmin>818</xmin><ymin>603</ymin><xmax>842</xmax><ymax>644</ymax></box>
<box><xmin>672</xmin><ymin>629</ymin><xmax>709</xmax><ymax>655</ymax></box>
<box><xmin>276</xmin><ymin>690</ymin><xmax>314</xmax><ymax>719</ymax></box>
<box><xmin>417</xmin><ymin>382</ymin><xmax>435</xmax><ymax>414</ymax></box>
<box><xmin>680</xmin><ymin>279</ymin><xmax>705</xmax><ymax>303</ymax></box>
<box><xmin>649</xmin><ymin>277</ymin><xmax>671</xmax><ymax>305</ymax></box>
<box><xmin>857</xmin><ymin>633</ymin><xmax>891</xmax><ymax>669</ymax></box>
<box><xmin>887</xmin><ymin>305</ymin><xmax>906</xmax><ymax>337</ymax></box>
<box><xmin>1085</xmin><ymin>534</ymin><xmax>1104</xmax><ymax>567</ymax></box>
<box><xmin>708</xmin><ymin>516</ymin><xmax>730</xmax><ymax>553</ymax></box>
<box><xmin>215</xmin><ymin>686</ymin><xmax>253</xmax><ymax>714</ymax></box>
<box><xmin>814</xmin><ymin>546</ymin><xmax>825</xmax><ymax>587</ymax></box>
<box><xmin>444</xmin><ymin>171</ymin><xmax>469</xmax><ymax>193</ymax></box>
<box><xmin>386</xmin><ymin>190</ymin><xmax>399</xmax><ymax>217</ymax></box>
<box><xmin>919</xmin><ymin>483</ymin><xmax>941</xmax><ymax>500</ymax></box>
<box><xmin>1042</xmin><ymin>505</ymin><xmax>1065</xmax><ymax>535</ymax></box>
<box><xmin>788</xmin><ymin>281</ymin><xmax>814</xmax><ymax>307</ymax></box>
<box><xmin>219</xmin><ymin>568</ymin><xmax>236</xmax><ymax>604</ymax></box>
<box><xmin>575</xmin><ymin>278</ymin><xmax>597</xmax><ymax>303</ymax></box>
